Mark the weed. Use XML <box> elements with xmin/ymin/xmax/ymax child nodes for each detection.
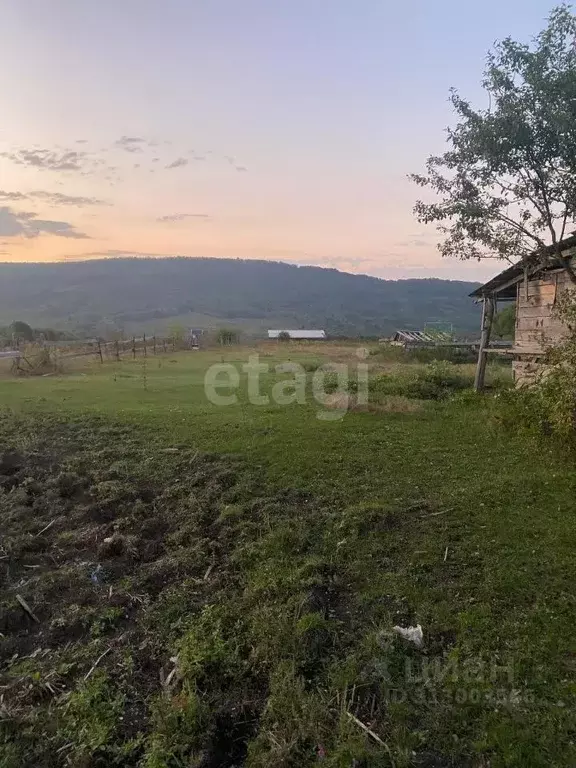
<box><xmin>59</xmin><ymin>671</ymin><xmax>126</xmax><ymax>761</ymax></box>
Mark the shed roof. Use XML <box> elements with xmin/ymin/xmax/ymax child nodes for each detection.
<box><xmin>469</xmin><ymin>233</ymin><xmax>576</xmax><ymax>299</ymax></box>
<box><xmin>393</xmin><ymin>330</ymin><xmax>453</xmax><ymax>344</ymax></box>
<box><xmin>268</xmin><ymin>329</ymin><xmax>327</xmax><ymax>339</ymax></box>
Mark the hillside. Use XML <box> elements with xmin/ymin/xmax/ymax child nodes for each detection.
<box><xmin>0</xmin><ymin>257</ymin><xmax>481</xmax><ymax>337</ymax></box>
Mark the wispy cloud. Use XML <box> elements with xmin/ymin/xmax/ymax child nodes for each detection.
<box><xmin>33</xmin><ymin>190</ymin><xmax>109</xmax><ymax>206</ymax></box>
<box><xmin>400</xmin><ymin>239</ymin><xmax>430</xmax><ymax>248</ymax></box>
<box><xmin>395</xmin><ymin>234</ymin><xmax>436</xmax><ymax>248</ymax></box>
<box><xmin>225</xmin><ymin>155</ymin><xmax>248</xmax><ymax>172</ymax></box>
<box><xmin>0</xmin><ymin>148</ymin><xmax>87</xmax><ymax>172</ymax></box>
<box><xmin>166</xmin><ymin>157</ymin><xmax>188</xmax><ymax>169</ymax></box>
<box><xmin>1</xmin><ymin>138</ymin><xmax>248</xmax><ymax>183</ymax></box>
<box><xmin>115</xmin><ymin>135</ymin><xmax>145</xmax><ymax>146</ymax></box>
<box><xmin>114</xmin><ymin>136</ymin><xmax>146</xmax><ymax>153</ymax></box>
<box><xmin>0</xmin><ymin>144</ymin><xmax>121</xmax><ymax>180</ymax></box>
<box><xmin>0</xmin><ymin>191</ymin><xmax>28</xmax><ymax>201</ymax></box>
<box><xmin>157</xmin><ymin>213</ymin><xmax>210</xmax><ymax>222</ymax></box>
<box><xmin>0</xmin><ymin>189</ymin><xmax>108</xmax><ymax>207</ymax></box>
<box><xmin>30</xmin><ymin>218</ymin><xmax>89</xmax><ymax>238</ymax></box>
<box><xmin>0</xmin><ymin>206</ymin><xmax>89</xmax><ymax>239</ymax></box>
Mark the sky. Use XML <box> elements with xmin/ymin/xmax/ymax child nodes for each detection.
<box><xmin>0</xmin><ymin>0</ymin><xmax>561</xmax><ymax>282</ymax></box>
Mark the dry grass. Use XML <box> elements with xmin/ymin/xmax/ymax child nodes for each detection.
<box><xmin>322</xmin><ymin>392</ymin><xmax>425</xmax><ymax>414</ymax></box>
<box><xmin>357</xmin><ymin>395</ymin><xmax>425</xmax><ymax>413</ymax></box>
<box><xmin>0</xmin><ymin>358</ymin><xmax>15</xmax><ymax>377</ymax></box>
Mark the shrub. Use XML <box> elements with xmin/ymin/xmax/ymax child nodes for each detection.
<box><xmin>322</xmin><ymin>371</ymin><xmax>340</xmax><ymax>394</ymax></box>
<box><xmin>15</xmin><ymin>346</ymin><xmax>62</xmax><ymax>376</ymax></box>
<box><xmin>370</xmin><ymin>361</ymin><xmax>474</xmax><ymax>401</ymax></box>
<box><xmin>494</xmin><ymin>364</ymin><xmax>576</xmax><ymax>444</ymax></box>
<box><xmin>408</xmin><ymin>346</ymin><xmax>478</xmax><ymax>364</ymax></box>
<box><xmin>10</xmin><ymin>321</ymin><xmax>33</xmax><ymax>342</ymax></box>
<box><xmin>494</xmin><ymin>291</ymin><xmax>576</xmax><ymax>445</ymax></box>
<box><xmin>497</xmin><ymin>290</ymin><xmax>576</xmax><ymax>446</ymax></box>
<box><xmin>371</xmin><ymin>344</ymin><xmax>478</xmax><ymax>364</ymax></box>
<box><xmin>217</xmin><ymin>328</ymin><xmax>239</xmax><ymax>345</ymax></box>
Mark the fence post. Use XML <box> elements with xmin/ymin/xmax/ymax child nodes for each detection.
<box><xmin>97</xmin><ymin>339</ymin><xmax>103</xmax><ymax>364</ymax></box>
<box><xmin>114</xmin><ymin>340</ymin><xmax>120</xmax><ymax>361</ymax></box>
<box><xmin>143</xmin><ymin>333</ymin><xmax>147</xmax><ymax>358</ymax></box>
<box><xmin>474</xmin><ymin>295</ymin><xmax>495</xmax><ymax>392</ymax></box>
<box><xmin>153</xmin><ymin>335</ymin><xmax>157</xmax><ymax>355</ymax></box>
<box><xmin>132</xmin><ymin>337</ymin><xmax>136</xmax><ymax>359</ymax></box>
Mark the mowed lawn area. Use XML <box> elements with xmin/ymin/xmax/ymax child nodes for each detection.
<box><xmin>0</xmin><ymin>345</ymin><xmax>574</xmax><ymax>767</ymax></box>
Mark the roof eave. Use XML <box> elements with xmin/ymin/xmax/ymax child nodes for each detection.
<box><xmin>469</xmin><ymin>234</ymin><xmax>576</xmax><ymax>299</ymax></box>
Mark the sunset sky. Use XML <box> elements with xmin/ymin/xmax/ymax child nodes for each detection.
<box><xmin>0</xmin><ymin>1</ymin><xmax>559</xmax><ymax>282</ymax></box>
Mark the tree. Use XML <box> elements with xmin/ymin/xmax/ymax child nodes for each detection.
<box><xmin>492</xmin><ymin>304</ymin><xmax>516</xmax><ymax>338</ymax></box>
<box><xmin>10</xmin><ymin>321</ymin><xmax>33</xmax><ymax>341</ymax></box>
<box><xmin>167</xmin><ymin>323</ymin><xmax>185</xmax><ymax>345</ymax></box>
<box><xmin>167</xmin><ymin>323</ymin><xmax>185</xmax><ymax>340</ymax></box>
<box><xmin>412</xmin><ymin>5</ymin><xmax>576</xmax><ymax>278</ymax></box>
<box><xmin>277</xmin><ymin>331</ymin><xmax>291</xmax><ymax>342</ymax></box>
<box><xmin>217</xmin><ymin>328</ymin><xmax>239</xmax><ymax>345</ymax></box>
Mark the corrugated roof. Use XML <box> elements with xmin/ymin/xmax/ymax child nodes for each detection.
<box><xmin>393</xmin><ymin>330</ymin><xmax>453</xmax><ymax>344</ymax></box>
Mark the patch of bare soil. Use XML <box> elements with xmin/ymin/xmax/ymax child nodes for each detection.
<box><xmin>0</xmin><ymin>416</ymin><xmax>260</xmax><ymax>766</ymax></box>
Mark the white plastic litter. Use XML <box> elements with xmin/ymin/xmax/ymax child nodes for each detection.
<box><xmin>392</xmin><ymin>624</ymin><xmax>424</xmax><ymax>648</ymax></box>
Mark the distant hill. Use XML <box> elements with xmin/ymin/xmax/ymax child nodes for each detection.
<box><xmin>0</xmin><ymin>257</ymin><xmax>481</xmax><ymax>337</ymax></box>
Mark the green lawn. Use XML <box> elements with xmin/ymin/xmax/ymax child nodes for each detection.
<box><xmin>0</xmin><ymin>347</ymin><xmax>574</xmax><ymax>767</ymax></box>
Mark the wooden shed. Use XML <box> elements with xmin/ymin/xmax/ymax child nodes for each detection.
<box><xmin>470</xmin><ymin>234</ymin><xmax>576</xmax><ymax>388</ymax></box>
<box><xmin>267</xmin><ymin>330</ymin><xmax>327</xmax><ymax>340</ymax></box>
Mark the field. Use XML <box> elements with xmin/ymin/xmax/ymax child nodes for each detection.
<box><xmin>0</xmin><ymin>344</ymin><xmax>574</xmax><ymax>767</ymax></box>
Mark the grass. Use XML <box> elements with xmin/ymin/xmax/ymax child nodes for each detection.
<box><xmin>0</xmin><ymin>344</ymin><xmax>574</xmax><ymax>766</ymax></box>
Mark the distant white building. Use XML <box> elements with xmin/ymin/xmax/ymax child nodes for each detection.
<box><xmin>268</xmin><ymin>329</ymin><xmax>327</xmax><ymax>340</ymax></box>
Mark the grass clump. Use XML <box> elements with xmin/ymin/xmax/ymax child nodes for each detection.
<box><xmin>369</xmin><ymin>361</ymin><xmax>474</xmax><ymax>401</ymax></box>
<box><xmin>371</xmin><ymin>344</ymin><xmax>479</xmax><ymax>364</ymax></box>
<box><xmin>59</xmin><ymin>672</ymin><xmax>128</xmax><ymax>763</ymax></box>
<box><xmin>144</xmin><ymin>687</ymin><xmax>207</xmax><ymax>768</ymax></box>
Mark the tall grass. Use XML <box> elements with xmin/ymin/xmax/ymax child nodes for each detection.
<box><xmin>369</xmin><ymin>361</ymin><xmax>475</xmax><ymax>400</ymax></box>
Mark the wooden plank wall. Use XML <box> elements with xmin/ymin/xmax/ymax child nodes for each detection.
<box><xmin>514</xmin><ymin>271</ymin><xmax>570</xmax><ymax>353</ymax></box>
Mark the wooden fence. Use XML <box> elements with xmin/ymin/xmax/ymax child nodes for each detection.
<box><xmin>51</xmin><ymin>335</ymin><xmax>190</xmax><ymax>363</ymax></box>
<box><xmin>0</xmin><ymin>336</ymin><xmax>193</xmax><ymax>375</ymax></box>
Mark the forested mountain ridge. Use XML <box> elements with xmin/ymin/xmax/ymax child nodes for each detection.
<box><xmin>0</xmin><ymin>257</ymin><xmax>482</xmax><ymax>337</ymax></box>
